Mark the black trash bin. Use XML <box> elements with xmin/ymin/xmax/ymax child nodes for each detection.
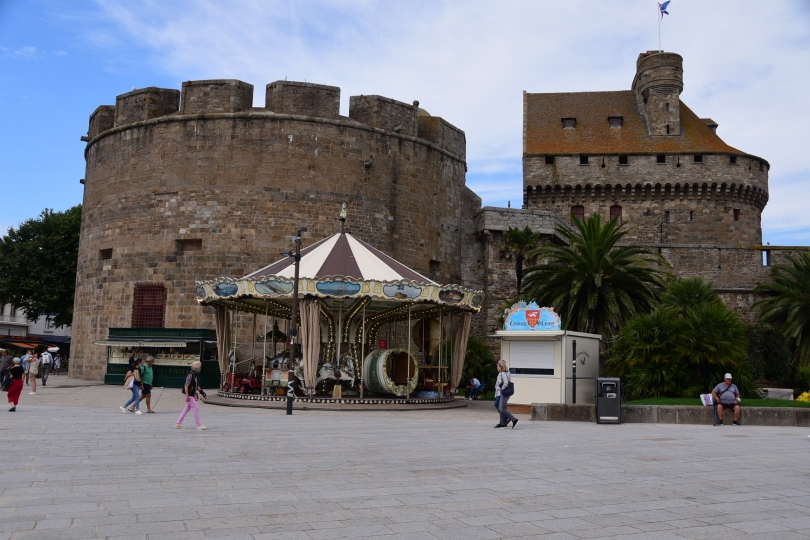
<box><xmin>596</xmin><ymin>377</ymin><xmax>621</xmax><ymax>424</ymax></box>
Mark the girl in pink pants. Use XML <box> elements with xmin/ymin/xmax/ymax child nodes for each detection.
<box><xmin>176</xmin><ymin>361</ymin><xmax>208</xmax><ymax>430</ymax></box>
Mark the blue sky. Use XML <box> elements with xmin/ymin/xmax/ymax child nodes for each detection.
<box><xmin>1</xmin><ymin>0</ymin><xmax>809</xmax><ymax>245</ymax></box>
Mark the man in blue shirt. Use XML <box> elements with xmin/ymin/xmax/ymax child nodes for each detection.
<box><xmin>465</xmin><ymin>377</ymin><xmax>483</xmax><ymax>400</ymax></box>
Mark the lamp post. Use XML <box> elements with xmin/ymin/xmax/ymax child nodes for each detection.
<box><xmin>282</xmin><ymin>227</ymin><xmax>307</xmax><ymax>416</ymax></box>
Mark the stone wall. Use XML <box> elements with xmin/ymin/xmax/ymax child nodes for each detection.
<box><xmin>525</xmin><ymin>153</ymin><xmax>768</xmax><ymax>245</ymax></box>
<box><xmin>72</xmin><ymin>79</ymin><xmax>472</xmax><ymax>380</ymax></box>
<box><xmin>474</xmin><ymin>208</ymin><xmax>568</xmax><ymax>336</ymax></box>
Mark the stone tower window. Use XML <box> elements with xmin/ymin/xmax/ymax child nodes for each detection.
<box><xmin>665</xmin><ymin>211</ymin><xmax>671</xmax><ymax>224</ymax></box>
<box><xmin>730</xmin><ymin>155</ymin><xmax>737</xmax><ymax>165</ymax></box>
<box><xmin>618</xmin><ymin>155</ymin><xmax>629</xmax><ymax>165</ymax></box>
<box><xmin>657</xmin><ymin>154</ymin><xmax>666</xmax><ymax>164</ymax></box>
<box><xmin>562</xmin><ymin>117</ymin><xmax>576</xmax><ymax>129</ymax></box>
<box><xmin>571</xmin><ymin>205</ymin><xmax>585</xmax><ymax>221</ymax></box>
<box><xmin>176</xmin><ymin>239</ymin><xmax>202</xmax><ymax>252</ymax></box>
<box><xmin>579</xmin><ymin>155</ymin><xmax>589</xmax><ymax>165</ymax></box>
<box><xmin>545</xmin><ymin>155</ymin><xmax>555</xmax><ymax>165</ymax></box>
<box><xmin>759</xmin><ymin>161</ymin><xmax>765</xmax><ymax>172</ymax></box>
<box><xmin>666</xmin><ymin>125</ymin><xmax>670</xmax><ymax>134</ymax></box>
<box><xmin>132</xmin><ymin>282</ymin><xmax>166</xmax><ymax>328</ymax></box>
<box><xmin>610</xmin><ymin>205</ymin><xmax>622</xmax><ymax>224</ymax></box>
<box><xmin>689</xmin><ymin>210</ymin><xmax>694</xmax><ymax>221</ymax></box>
<box><xmin>665</xmin><ymin>103</ymin><xmax>670</xmax><ymax>112</ymax></box>
<box><xmin>99</xmin><ymin>248</ymin><xmax>112</xmax><ymax>260</ymax></box>
<box><xmin>609</xmin><ymin>116</ymin><xmax>623</xmax><ymax>128</ymax></box>
<box><xmin>694</xmin><ymin>154</ymin><xmax>704</xmax><ymax>163</ymax></box>
<box><xmin>734</xmin><ymin>209</ymin><xmax>741</xmax><ymax>222</ymax></box>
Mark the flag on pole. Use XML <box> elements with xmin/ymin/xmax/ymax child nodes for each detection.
<box><xmin>659</xmin><ymin>1</ymin><xmax>670</xmax><ymax>18</ymax></box>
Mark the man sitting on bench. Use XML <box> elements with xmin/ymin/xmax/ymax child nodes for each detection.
<box><xmin>465</xmin><ymin>377</ymin><xmax>483</xmax><ymax>400</ymax></box>
<box><xmin>712</xmin><ymin>373</ymin><xmax>741</xmax><ymax>426</ymax></box>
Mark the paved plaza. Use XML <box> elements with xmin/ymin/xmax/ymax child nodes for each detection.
<box><xmin>1</xmin><ymin>377</ymin><xmax>810</xmax><ymax>539</ymax></box>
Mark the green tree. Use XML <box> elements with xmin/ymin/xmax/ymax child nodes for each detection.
<box><xmin>753</xmin><ymin>252</ymin><xmax>810</xmax><ymax>368</ymax></box>
<box><xmin>608</xmin><ymin>278</ymin><xmax>751</xmax><ymax>399</ymax></box>
<box><xmin>522</xmin><ymin>214</ymin><xmax>670</xmax><ymax>338</ymax></box>
<box><xmin>501</xmin><ymin>226</ymin><xmax>542</xmax><ymax>297</ymax></box>
<box><xmin>0</xmin><ymin>206</ymin><xmax>82</xmax><ymax>327</ymax></box>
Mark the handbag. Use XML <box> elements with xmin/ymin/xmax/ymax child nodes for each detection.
<box><xmin>36</xmin><ymin>372</ymin><xmax>42</xmax><ymax>379</ymax></box>
<box><xmin>501</xmin><ymin>373</ymin><xmax>515</xmax><ymax>397</ymax></box>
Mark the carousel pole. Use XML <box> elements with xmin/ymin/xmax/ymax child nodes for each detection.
<box><xmin>360</xmin><ymin>304</ymin><xmax>365</xmax><ymax>400</ymax></box>
<box><xmin>262</xmin><ymin>305</ymin><xmax>268</xmax><ymax>395</ymax></box>
<box><xmin>283</xmin><ymin>227</ymin><xmax>307</xmax><ymax>415</ymax></box>
<box><xmin>406</xmin><ymin>306</ymin><xmax>412</xmax><ymax>401</ymax></box>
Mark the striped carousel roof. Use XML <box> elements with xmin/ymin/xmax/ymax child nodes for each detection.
<box><xmin>245</xmin><ymin>232</ymin><xmax>436</xmax><ymax>284</ymax></box>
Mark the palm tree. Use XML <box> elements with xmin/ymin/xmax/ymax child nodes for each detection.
<box><xmin>754</xmin><ymin>252</ymin><xmax>810</xmax><ymax>368</ymax></box>
<box><xmin>501</xmin><ymin>226</ymin><xmax>542</xmax><ymax>297</ymax></box>
<box><xmin>522</xmin><ymin>214</ymin><xmax>670</xmax><ymax>338</ymax></box>
<box><xmin>608</xmin><ymin>278</ymin><xmax>750</xmax><ymax>399</ymax></box>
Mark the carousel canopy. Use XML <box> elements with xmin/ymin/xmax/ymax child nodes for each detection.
<box><xmin>245</xmin><ymin>232</ymin><xmax>435</xmax><ymax>283</ymax></box>
<box><xmin>195</xmin><ymin>231</ymin><xmax>483</xmax><ymax>315</ymax></box>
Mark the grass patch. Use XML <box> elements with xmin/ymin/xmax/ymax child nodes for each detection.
<box><xmin>625</xmin><ymin>397</ymin><xmax>810</xmax><ymax>408</ymax></box>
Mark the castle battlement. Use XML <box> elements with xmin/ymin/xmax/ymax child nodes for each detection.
<box><xmin>87</xmin><ymin>79</ymin><xmax>465</xmax><ymax>159</ymax></box>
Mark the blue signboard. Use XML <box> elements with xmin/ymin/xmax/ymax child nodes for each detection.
<box><xmin>503</xmin><ymin>301</ymin><xmax>561</xmax><ymax>331</ymax></box>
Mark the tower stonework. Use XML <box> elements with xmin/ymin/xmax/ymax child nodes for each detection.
<box><xmin>72</xmin><ymin>79</ymin><xmax>479</xmax><ymax>380</ymax></box>
<box><xmin>472</xmin><ymin>50</ymin><xmax>805</xmax><ymax>336</ymax></box>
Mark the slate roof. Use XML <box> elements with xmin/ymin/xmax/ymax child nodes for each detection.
<box><xmin>524</xmin><ymin>90</ymin><xmax>759</xmax><ymax>159</ymax></box>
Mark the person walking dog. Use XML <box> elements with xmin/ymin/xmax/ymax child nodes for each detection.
<box><xmin>494</xmin><ymin>359</ymin><xmax>519</xmax><ymax>429</ymax></box>
<box><xmin>176</xmin><ymin>361</ymin><xmax>207</xmax><ymax>430</ymax></box>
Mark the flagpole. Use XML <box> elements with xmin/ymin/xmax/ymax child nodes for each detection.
<box><xmin>658</xmin><ymin>3</ymin><xmax>662</xmax><ymax>52</ymax></box>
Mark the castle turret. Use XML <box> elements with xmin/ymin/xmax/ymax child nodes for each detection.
<box><xmin>632</xmin><ymin>51</ymin><xmax>683</xmax><ymax>136</ymax></box>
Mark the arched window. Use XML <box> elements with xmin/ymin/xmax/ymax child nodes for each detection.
<box><xmin>610</xmin><ymin>205</ymin><xmax>622</xmax><ymax>224</ymax></box>
<box><xmin>132</xmin><ymin>282</ymin><xmax>166</xmax><ymax>328</ymax></box>
<box><xmin>571</xmin><ymin>205</ymin><xmax>585</xmax><ymax>221</ymax></box>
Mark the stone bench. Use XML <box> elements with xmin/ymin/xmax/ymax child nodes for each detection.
<box><xmin>529</xmin><ymin>403</ymin><xmax>810</xmax><ymax>427</ymax></box>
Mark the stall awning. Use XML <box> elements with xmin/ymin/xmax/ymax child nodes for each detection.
<box><xmin>94</xmin><ymin>340</ymin><xmax>190</xmax><ymax>348</ymax></box>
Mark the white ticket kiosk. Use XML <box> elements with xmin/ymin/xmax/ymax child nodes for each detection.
<box><xmin>495</xmin><ymin>303</ymin><xmax>601</xmax><ymax>405</ymax></box>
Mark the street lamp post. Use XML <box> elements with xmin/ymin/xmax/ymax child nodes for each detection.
<box><xmin>283</xmin><ymin>227</ymin><xmax>307</xmax><ymax>416</ymax></box>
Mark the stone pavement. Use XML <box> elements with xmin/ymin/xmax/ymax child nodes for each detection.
<box><xmin>1</xmin><ymin>377</ymin><xmax>810</xmax><ymax>539</ymax></box>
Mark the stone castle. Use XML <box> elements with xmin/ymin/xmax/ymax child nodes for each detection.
<box><xmin>70</xmin><ymin>51</ymin><xmax>803</xmax><ymax>379</ymax></box>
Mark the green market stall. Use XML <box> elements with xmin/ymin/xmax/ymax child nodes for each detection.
<box><xmin>99</xmin><ymin>328</ymin><xmax>221</xmax><ymax>388</ymax></box>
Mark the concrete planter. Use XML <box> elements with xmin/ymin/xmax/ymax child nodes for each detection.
<box><xmin>529</xmin><ymin>403</ymin><xmax>810</xmax><ymax>426</ymax></box>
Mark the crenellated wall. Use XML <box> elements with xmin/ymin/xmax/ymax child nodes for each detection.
<box><xmin>72</xmin><ymin>78</ymin><xmax>474</xmax><ymax>380</ymax></box>
<box><xmin>524</xmin><ymin>153</ymin><xmax>768</xmax><ymax>245</ymax></box>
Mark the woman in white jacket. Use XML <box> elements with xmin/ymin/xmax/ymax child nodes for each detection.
<box><xmin>494</xmin><ymin>359</ymin><xmax>518</xmax><ymax>429</ymax></box>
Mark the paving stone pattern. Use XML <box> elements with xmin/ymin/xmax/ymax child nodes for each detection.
<box><xmin>2</xmin><ymin>378</ymin><xmax>810</xmax><ymax>539</ymax></box>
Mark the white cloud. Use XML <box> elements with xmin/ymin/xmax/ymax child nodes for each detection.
<box><xmin>85</xmin><ymin>0</ymin><xmax>810</xmax><ymax>243</ymax></box>
<box><xmin>3</xmin><ymin>45</ymin><xmax>43</xmax><ymax>60</ymax></box>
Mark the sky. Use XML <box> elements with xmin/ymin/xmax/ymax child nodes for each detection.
<box><xmin>1</xmin><ymin>0</ymin><xmax>809</xmax><ymax>245</ymax></box>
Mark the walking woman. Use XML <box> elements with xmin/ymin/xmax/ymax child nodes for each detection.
<box><xmin>176</xmin><ymin>361</ymin><xmax>207</xmax><ymax>430</ymax></box>
<box><xmin>8</xmin><ymin>358</ymin><xmax>24</xmax><ymax>411</ymax></box>
<box><xmin>26</xmin><ymin>352</ymin><xmax>40</xmax><ymax>395</ymax></box>
<box><xmin>121</xmin><ymin>358</ymin><xmax>143</xmax><ymax>414</ymax></box>
<box><xmin>494</xmin><ymin>359</ymin><xmax>519</xmax><ymax>429</ymax></box>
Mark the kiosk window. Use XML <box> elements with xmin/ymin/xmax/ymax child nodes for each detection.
<box><xmin>509</xmin><ymin>341</ymin><xmax>554</xmax><ymax>375</ymax></box>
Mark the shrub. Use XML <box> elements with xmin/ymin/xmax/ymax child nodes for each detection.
<box><xmin>746</xmin><ymin>323</ymin><xmax>793</xmax><ymax>384</ymax></box>
<box><xmin>608</xmin><ymin>278</ymin><xmax>753</xmax><ymax>399</ymax></box>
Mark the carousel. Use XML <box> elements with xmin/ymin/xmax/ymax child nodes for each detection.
<box><xmin>195</xmin><ymin>214</ymin><xmax>482</xmax><ymax>407</ymax></box>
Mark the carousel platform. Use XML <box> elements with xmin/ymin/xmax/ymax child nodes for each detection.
<box><xmin>207</xmin><ymin>392</ymin><xmax>467</xmax><ymax>411</ymax></box>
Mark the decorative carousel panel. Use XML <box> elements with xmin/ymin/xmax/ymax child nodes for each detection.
<box><xmin>439</xmin><ymin>289</ymin><xmax>464</xmax><ymax>304</ymax></box>
<box><xmin>382</xmin><ymin>283</ymin><xmax>422</xmax><ymax>300</ymax></box>
<box><xmin>254</xmin><ymin>279</ymin><xmax>294</xmax><ymax>296</ymax></box>
<box><xmin>213</xmin><ymin>281</ymin><xmax>239</xmax><ymax>297</ymax></box>
<box><xmin>316</xmin><ymin>280</ymin><xmax>362</xmax><ymax>297</ymax></box>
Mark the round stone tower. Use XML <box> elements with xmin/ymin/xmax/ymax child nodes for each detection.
<box><xmin>71</xmin><ymin>79</ymin><xmax>473</xmax><ymax>379</ymax></box>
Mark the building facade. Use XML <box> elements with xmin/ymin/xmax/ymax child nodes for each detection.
<box><xmin>70</xmin><ymin>52</ymin><xmax>804</xmax><ymax>379</ymax></box>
